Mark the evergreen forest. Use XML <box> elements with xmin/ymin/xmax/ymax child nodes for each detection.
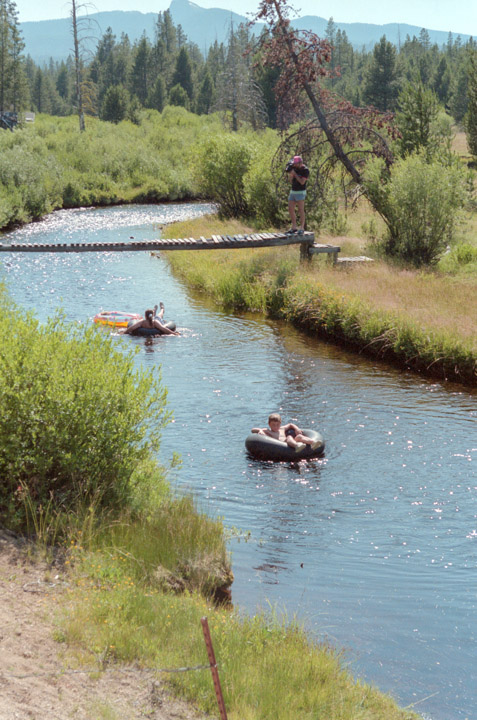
<box><xmin>2</xmin><ymin>0</ymin><xmax>477</xmax><ymax>135</ymax></box>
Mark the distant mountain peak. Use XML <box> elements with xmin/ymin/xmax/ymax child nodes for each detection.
<box><xmin>20</xmin><ymin>2</ymin><xmax>471</xmax><ymax>64</ymax></box>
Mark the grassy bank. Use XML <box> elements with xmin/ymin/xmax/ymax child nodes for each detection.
<box><xmin>61</xmin><ymin>536</ymin><xmax>418</xmax><ymax>720</ymax></box>
<box><xmin>163</xmin><ymin>215</ymin><xmax>477</xmax><ymax>386</ymax></box>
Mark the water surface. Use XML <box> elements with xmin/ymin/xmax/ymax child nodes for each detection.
<box><xmin>2</xmin><ymin>204</ymin><xmax>476</xmax><ymax>720</ymax></box>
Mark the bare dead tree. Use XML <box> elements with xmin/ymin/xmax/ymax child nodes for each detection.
<box><xmin>70</xmin><ymin>0</ymin><xmax>98</xmax><ymax>131</ymax></box>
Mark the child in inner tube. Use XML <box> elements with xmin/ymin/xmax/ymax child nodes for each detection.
<box><xmin>251</xmin><ymin>413</ymin><xmax>320</xmax><ymax>452</ymax></box>
<box><xmin>123</xmin><ymin>303</ymin><xmax>180</xmax><ymax>336</ymax></box>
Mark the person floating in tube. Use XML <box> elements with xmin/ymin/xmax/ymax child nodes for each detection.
<box><xmin>123</xmin><ymin>303</ymin><xmax>180</xmax><ymax>336</ymax></box>
<box><xmin>285</xmin><ymin>155</ymin><xmax>309</xmax><ymax>235</ymax></box>
<box><xmin>251</xmin><ymin>413</ymin><xmax>321</xmax><ymax>453</ymax></box>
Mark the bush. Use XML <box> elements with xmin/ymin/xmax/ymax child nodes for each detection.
<box><xmin>0</xmin><ymin>129</ymin><xmax>63</xmax><ymax>224</ymax></box>
<box><xmin>365</xmin><ymin>153</ymin><xmax>467</xmax><ymax>266</ymax></box>
<box><xmin>194</xmin><ymin>134</ymin><xmax>253</xmax><ymax>216</ymax></box>
<box><xmin>0</xmin><ymin>290</ymin><xmax>171</xmax><ymax>532</ymax></box>
<box><xmin>244</xmin><ymin>152</ymin><xmax>281</xmax><ymax>226</ymax></box>
<box><xmin>438</xmin><ymin>242</ymin><xmax>477</xmax><ymax>274</ymax></box>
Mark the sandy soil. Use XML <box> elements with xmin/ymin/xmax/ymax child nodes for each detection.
<box><xmin>0</xmin><ymin>528</ymin><xmax>209</xmax><ymax>720</ymax></box>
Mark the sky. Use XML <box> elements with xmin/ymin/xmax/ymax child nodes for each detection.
<box><xmin>16</xmin><ymin>0</ymin><xmax>477</xmax><ymax>38</ymax></box>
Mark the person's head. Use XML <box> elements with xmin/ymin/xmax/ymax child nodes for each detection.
<box><xmin>293</xmin><ymin>155</ymin><xmax>303</xmax><ymax>166</ymax></box>
<box><xmin>268</xmin><ymin>412</ymin><xmax>282</xmax><ymax>430</ymax></box>
<box><xmin>145</xmin><ymin>309</ymin><xmax>154</xmax><ymax>322</ymax></box>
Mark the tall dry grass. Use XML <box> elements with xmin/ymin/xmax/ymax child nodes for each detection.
<box><xmin>314</xmin><ymin>262</ymin><xmax>477</xmax><ymax>345</ymax></box>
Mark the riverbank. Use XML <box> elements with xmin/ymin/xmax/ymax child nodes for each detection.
<box><xmin>0</xmin><ymin>527</ymin><xmax>208</xmax><ymax>720</ymax></box>
<box><xmin>1</xmin><ymin>527</ymin><xmax>419</xmax><ymax>720</ymax></box>
<box><xmin>163</xmin><ymin>215</ymin><xmax>477</xmax><ymax>387</ymax></box>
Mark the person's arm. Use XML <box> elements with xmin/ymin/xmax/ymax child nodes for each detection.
<box><xmin>251</xmin><ymin>427</ymin><xmax>267</xmax><ymax>435</ymax></box>
<box><xmin>153</xmin><ymin>319</ymin><xmax>179</xmax><ymax>335</ymax></box>
<box><xmin>285</xmin><ymin>422</ymin><xmax>302</xmax><ymax>434</ymax></box>
<box><xmin>291</xmin><ymin>170</ymin><xmax>307</xmax><ymax>186</ymax></box>
<box><xmin>124</xmin><ymin>319</ymin><xmax>143</xmax><ymax>334</ymax></box>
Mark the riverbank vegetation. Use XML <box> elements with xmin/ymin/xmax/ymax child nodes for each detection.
<box><xmin>164</xmin><ymin>215</ymin><xmax>477</xmax><ymax>386</ymax></box>
<box><xmin>0</xmin><ymin>284</ymin><xmax>418</xmax><ymax>719</ymax></box>
<box><xmin>62</xmin><ymin>560</ymin><xmax>419</xmax><ymax>720</ymax></box>
<box><xmin>0</xmin><ymin>282</ymin><xmax>231</xmax><ymax>594</ymax></box>
<box><xmin>0</xmin><ymin>110</ymin><xmax>282</xmax><ymax>230</ymax></box>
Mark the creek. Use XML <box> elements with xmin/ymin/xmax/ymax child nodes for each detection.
<box><xmin>1</xmin><ymin>204</ymin><xmax>476</xmax><ymax>720</ymax></box>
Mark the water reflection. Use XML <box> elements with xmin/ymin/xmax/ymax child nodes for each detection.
<box><xmin>2</xmin><ymin>204</ymin><xmax>476</xmax><ymax>720</ymax></box>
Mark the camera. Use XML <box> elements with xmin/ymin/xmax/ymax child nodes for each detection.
<box><xmin>285</xmin><ymin>160</ymin><xmax>294</xmax><ymax>172</ymax></box>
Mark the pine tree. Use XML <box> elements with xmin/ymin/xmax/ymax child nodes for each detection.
<box><xmin>31</xmin><ymin>67</ymin><xmax>55</xmax><ymax>113</ymax></box>
<box><xmin>168</xmin><ymin>83</ymin><xmax>189</xmax><ymax>109</ymax></box>
<box><xmin>171</xmin><ymin>46</ymin><xmax>193</xmax><ymax>100</ymax></box>
<box><xmin>146</xmin><ymin>75</ymin><xmax>166</xmax><ymax>112</ymax></box>
<box><xmin>363</xmin><ymin>36</ymin><xmax>399</xmax><ymax>110</ymax></box>
<box><xmin>152</xmin><ymin>10</ymin><xmax>177</xmax><ymax>86</ymax></box>
<box><xmin>396</xmin><ymin>80</ymin><xmax>438</xmax><ymax>155</ymax></box>
<box><xmin>130</xmin><ymin>35</ymin><xmax>151</xmax><ymax>105</ymax></box>
<box><xmin>196</xmin><ymin>70</ymin><xmax>214</xmax><ymax>114</ymax></box>
<box><xmin>466</xmin><ymin>51</ymin><xmax>477</xmax><ymax>158</ymax></box>
<box><xmin>433</xmin><ymin>56</ymin><xmax>451</xmax><ymax>104</ymax></box>
<box><xmin>101</xmin><ymin>83</ymin><xmax>129</xmax><ymax>123</ymax></box>
<box><xmin>0</xmin><ymin>0</ymin><xmax>27</xmax><ymax>114</ymax></box>
<box><xmin>214</xmin><ymin>23</ymin><xmax>266</xmax><ymax>131</ymax></box>
<box><xmin>450</xmin><ymin>61</ymin><xmax>469</xmax><ymax>123</ymax></box>
<box><xmin>56</xmin><ymin>62</ymin><xmax>69</xmax><ymax>99</ymax></box>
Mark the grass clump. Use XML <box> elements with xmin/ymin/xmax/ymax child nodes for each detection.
<box><xmin>62</xmin><ymin>556</ymin><xmax>418</xmax><ymax>720</ymax></box>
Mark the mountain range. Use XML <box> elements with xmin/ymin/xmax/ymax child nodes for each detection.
<box><xmin>20</xmin><ymin>0</ymin><xmax>471</xmax><ymax>65</ymax></box>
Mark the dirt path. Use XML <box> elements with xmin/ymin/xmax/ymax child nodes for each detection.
<box><xmin>0</xmin><ymin>529</ymin><xmax>209</xmax><ymax>720</ymax></box>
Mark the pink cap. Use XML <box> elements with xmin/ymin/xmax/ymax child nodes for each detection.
<box><xmin>293</xmin><ymin>155</ymin><xmax>302</xmax><ymax>164</ymax></box>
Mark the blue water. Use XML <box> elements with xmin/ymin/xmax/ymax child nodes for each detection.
<box><xmin>1</xmin><ymin>204</ymin><xmax>476</xmax><ymax>720</ymax></box>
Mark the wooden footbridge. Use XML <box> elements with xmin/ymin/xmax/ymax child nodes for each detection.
<box><xmin>0</xmin><ymin>231</ymin><xmax>341</xmax><ymax>262</ymax></box>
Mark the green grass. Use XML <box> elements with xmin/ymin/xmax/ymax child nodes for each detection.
<box><xmin>62</xmin><ymin>540</ymin><xmax>418</xmax><ymax>720</ymax></box>
<box><xmin>163</xmin><ymin>216</ymin><xmax>477</xmax><ymax>385</ymax></box>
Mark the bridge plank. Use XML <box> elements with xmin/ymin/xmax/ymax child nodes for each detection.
<box><xmin>0</xmin><ymin>232</ymin><xmax>317</xmax><ymax>253</ymax></box>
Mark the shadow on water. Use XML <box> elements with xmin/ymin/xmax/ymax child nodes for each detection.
<box><xmin>2</xmin><ymin>204</ymin><xmax>476</xmax><ymax>720</ymax></box>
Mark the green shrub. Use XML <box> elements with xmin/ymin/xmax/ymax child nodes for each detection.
<box><xmin>453</xmin><ymin>242</ymin><xmax>477</xmax><ymax>264</ymax></box>
<box><xmin>438</xmin><ymin>241</ymin><xmax>477</xmax><ymax>274</ymax></box>
<box><xmin>0</xmin><ymin>290</ymin><xmax>171</xmax><ymax>532</ymax></box>
<box><xmin>193</xmin><ymin>134</ymin><xmax>254</xmax><ymax>216</ymax></box>
<box><xmin>365</xmin><ymin>153</ymin><xmax>467</xmax><ymax>266</ymax></box>
<box><xmin>0</xmin><ymin>129</ymin><xmax>63</xmax><ymax>224</ymax></box>
<box><xmin>244</xmin><ymin>152</ymin><xmax>280</xmax><ymax>227</ymax></box>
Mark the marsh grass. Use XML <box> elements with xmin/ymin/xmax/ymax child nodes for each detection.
<box><xmin>63</xmin><ymin>562</ymin><xmax>417</xmax><ymax>720</ymax></box>
<box><xmin>164</xmin><ymin>217</ymin><xmax>477</xmax><ymax>384</ymax></box>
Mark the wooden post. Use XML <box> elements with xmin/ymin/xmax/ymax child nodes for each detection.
<box><xmin>201</xmin><ymin>617</ymin><xmax>228</xmax><ymax>720</ymax></box>
<box><xmin>300</xmin><ymin>241</ymin><xmax>312</xmax><ymax>263</ymax></box>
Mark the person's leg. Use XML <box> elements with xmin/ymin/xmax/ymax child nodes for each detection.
<box><xmin>286</xmin><ymin>435</ymin><xmax>306</xmax><ymax>452</ymax></box>
<box><xmin>295</xmin><ymin>433</ymin><xmax>321</xmax><ymax>450</ymax></box>
<box><xmin>295</xmin><ymin>433</ymin><xmax>313</xmax><ymax>446</ymax></box>
<box><xmin>153</xmin><ymin>320</ymin><xmax>178</xmax><ymax>335</ymax></box>
<box><xmin>288</xmin><ymin>199</ymin><xmax>298</xmax><ymax>231</ymax></box>
<box><xmin>286</xmin><ymin>435</ymin><xmax>299</xmax><ymax>448</ymax></box>
<box><xmin>296</xmin><ymin>199</ymin><xmax>305</xmax><ymax>231</ymax></box>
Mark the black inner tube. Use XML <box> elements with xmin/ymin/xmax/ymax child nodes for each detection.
<box><xmin>127</xmin><ymin>320</ymin><xmax>176</xmax><ymax>336</ymax></box>
<box><xmin>245</xmin><ymin>428</ymin><xmax>325</xmax><ymax>461</ymax></box>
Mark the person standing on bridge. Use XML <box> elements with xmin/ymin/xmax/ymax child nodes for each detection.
<box><xmin>285</xmin><ymin>155</ymin><xmax>309</xmax><ymax>235</ymax></box>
